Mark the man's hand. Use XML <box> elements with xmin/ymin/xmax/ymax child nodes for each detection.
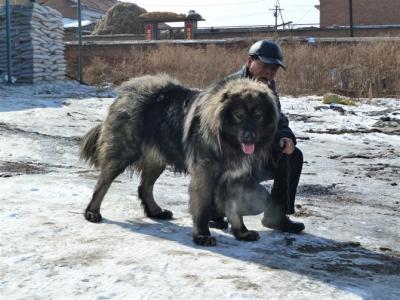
<box><xmin>279</xmin><ymin>137</ymin><xmax>295</xmax><ymax>155</ymax></box>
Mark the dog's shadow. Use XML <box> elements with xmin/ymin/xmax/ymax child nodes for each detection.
<box><xmin>103</xmin><ymin>217</ymin><xmax>400</xmax><ymax>299</ymax></box>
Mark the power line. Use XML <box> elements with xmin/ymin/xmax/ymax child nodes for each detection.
<box><xmin>137</xmin><ymin>0</ymin><xmax>264</xmax><ymax>8</ymax></box>
<box><xmin>207</xmin><ymin>11</ymin><xmax>269</xmax><ymax>21</ymax></box>
<box><xmin>294</xmin><ymin>7</ymin><xmax>314</xmax><ymax>24</ymax></box>
<box><xmin>137</xmin><ymin>0</ymin><xmax>317</xmax><ymax>9</ymax></box>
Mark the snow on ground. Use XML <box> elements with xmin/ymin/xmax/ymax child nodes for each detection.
<box><xmin>0</xmin><ymin>81</ymin><xmax>399</xmax><ymax>300</ymax></box>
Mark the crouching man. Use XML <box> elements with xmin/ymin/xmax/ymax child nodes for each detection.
<box><xmin>212</xmin><ymin>40</ymin><xmax>305</xmax><ymax>234</ymax></box>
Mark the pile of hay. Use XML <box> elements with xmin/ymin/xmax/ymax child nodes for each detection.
<box><xmin>138</xmin><ymin>12</ymin><xmax>186</xmax><ymax>22</ymax></box>
<box><xmin>91</xmin><ymin>3</ymin><xmax>147</xmax><ymax>35</ymax></box>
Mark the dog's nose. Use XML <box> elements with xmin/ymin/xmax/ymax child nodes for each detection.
<box><xmin>243</xmin><ymin>131</ymin><xmax>256</xmax><ymax>143</ymax></box>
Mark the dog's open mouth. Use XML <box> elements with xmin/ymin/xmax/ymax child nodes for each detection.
<box><xmin>241</xmin><ymin>143</ymin><xmax>255</xmax><ymax>155</ymax></box>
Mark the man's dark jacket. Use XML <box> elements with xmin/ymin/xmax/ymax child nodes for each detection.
<box><xmin>223</xmin><ymin>66</ymin><xmax>296</xmax><ymax>145</ymax></box>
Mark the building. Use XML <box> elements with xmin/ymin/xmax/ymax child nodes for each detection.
<box><xmin>317</xmin><ymin>0</ymin><xmax>400</xmax><ymax>28</ymax></box>
<box><xmin>0</xmin><ymin>0</ymin><xmax>118</xmax><ymax>21</ymax></box>
<box><xmin>38</xmin><ymin>0</ymin><xmax>118</xmax><ymax>21</ymax></box>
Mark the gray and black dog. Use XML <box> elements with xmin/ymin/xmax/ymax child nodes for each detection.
<box><xmin>80</xmin><ymin>74</ymin><xmax>279</xmax><ymax>246</ymax></box>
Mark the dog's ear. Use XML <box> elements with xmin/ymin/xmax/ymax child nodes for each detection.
<box><xmin>219</xmin><ymin>90</ymin><xmax>230</xmax><ymax>103</ymax></box>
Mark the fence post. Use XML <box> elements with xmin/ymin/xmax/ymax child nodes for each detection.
<box><xmin>349</xmin><ymin>0</ymin><xmax>354</xmax><ymax>37</ymax></box>
<box><xmin>5</xmin><ymin>0</ymin><xmax>13</xmax><ymax>84</ymax></box>
<box><xmin>77</xmin><ymin>0</ymin><xmax>83</xmax><ymax>83</ymax></box>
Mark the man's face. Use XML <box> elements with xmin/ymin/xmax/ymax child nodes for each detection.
<box><xmin>247</xmin><ymin>57</ymin><xmax>280</xmax><ymax>84</ymax></box>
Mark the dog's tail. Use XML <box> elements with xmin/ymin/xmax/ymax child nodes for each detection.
<box><xmin>80</xmin><ymin>124</ymin><xmax>101</xmax><ymax>167</ymax></box>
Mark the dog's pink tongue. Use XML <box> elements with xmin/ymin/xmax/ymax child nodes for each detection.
<box><xmin>242</xmin><ymin>143</ymin><xmax>255</xmax><ymax>155</ymax></box>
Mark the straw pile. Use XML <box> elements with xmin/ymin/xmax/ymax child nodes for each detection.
<box><xmin>92</xmin><ymin>3</ymin><xmax>147</xmax><ymax>35</ymax></box>
<box><xmin>0</xmin><ymin>3</ymin><xmax>65</xmax><ymax>83</ymax></box>
<box><xmin>138</xmin><ymin>12</ymin><xmax>187</xmax><ymax>22</ymax></box>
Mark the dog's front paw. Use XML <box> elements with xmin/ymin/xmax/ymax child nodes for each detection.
<box><xmin>85</xmin><ymin>210</ymin><xmax>102</xmax><ymax>223</ymax></box>
<box><xmin>193</xmin><ymin>235</ymin><xmax>217</xmax><ymax>246</ymax></box>
<box><xmin>232</xmin><ymin>229</ymin><xmax>260</xmax><ymax>241</ymax></box>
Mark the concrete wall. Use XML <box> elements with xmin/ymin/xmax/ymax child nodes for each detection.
<box><xmin>195</xmin><ymin>26</ymin><xmax>400</xmax><ymax>39</ymax></box>
<box><xmin>75</xmin><ymin>26</ymin><xmax>400</xmax><ymax>44</ymax></box>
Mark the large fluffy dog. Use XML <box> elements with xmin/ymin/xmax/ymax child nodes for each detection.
<box><xmin>80</xmin><ymin>74</ymin><xmax>279</xmax><ymax>246</ymax></box>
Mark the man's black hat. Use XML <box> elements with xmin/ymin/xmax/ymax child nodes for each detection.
<box><xmin>248</xmin><ymin>40</ymin><xmax>286</xmax><ymax>69</ymax></box>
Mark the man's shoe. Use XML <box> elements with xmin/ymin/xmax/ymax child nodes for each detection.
<box><xmin>262</xmin><ymin>216</ymin><xmax>305</xmax><ymax>234</ymax></box>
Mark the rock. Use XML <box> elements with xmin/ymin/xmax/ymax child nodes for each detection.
<box><xmin>322</xmin><ymin>93</ymin><xmax>356</xmax><ymax>106</ymax></box>
<box><xmin>329</xmin><ymin>104</ymin><xmax>346</xmax><ymax>114</ymax></box>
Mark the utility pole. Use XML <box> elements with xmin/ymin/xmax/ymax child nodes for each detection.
<box><xmin>349</xmin><ymin>0</ymin><xmax>354</xmax><ymax>37</ymax></box>
<box><xmin>269</xmin><ymin>5</ymin><xmax>284</xmax><ymax>31</ymax></box>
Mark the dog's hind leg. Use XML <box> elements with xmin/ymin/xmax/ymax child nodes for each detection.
<box><xmin>85</xmin><ymin>163</ymin><xmax>125</xmax><ymax>223</ymax></box>
<box><xmin>138</xmin><ymin>163</ymin><xmax>173</xmax><ymax>220</ymax></box>
<box><xmin>209</xmin><ymin>208</ymin><xmax>229</xmax><ymax>230</ymax></box>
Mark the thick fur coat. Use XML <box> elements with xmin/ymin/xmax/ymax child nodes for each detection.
<box><xmin>80</xmin><ymin>74</ymin><xmax>279</xmax><ymax>246</ymax></box>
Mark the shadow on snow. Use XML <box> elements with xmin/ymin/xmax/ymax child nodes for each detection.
<box><xmin>102</xmin><ymin>217</ymin><xmax>400</xmax><ymax>300</ymax></box>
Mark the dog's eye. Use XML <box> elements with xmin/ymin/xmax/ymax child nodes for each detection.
<box><xmin>233</xmin><ymin>111</ymin><xmax>245</xmax><ymax>121</ymax></box>
<box><xmin>254</xmin><ymin>113</ymin><xmax>263</xmax><ymax>121</ymax></box>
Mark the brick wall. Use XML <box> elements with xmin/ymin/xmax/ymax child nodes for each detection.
<box><xmin>320</xmin><ymin>0</ymin><xmax>400</xmax><ymax>27</ymax></box>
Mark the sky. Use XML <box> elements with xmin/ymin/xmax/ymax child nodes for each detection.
<box><xmin>129</xmin><ymin>0</ymin><xmax>320</xmax><ymax>27</ymax></box>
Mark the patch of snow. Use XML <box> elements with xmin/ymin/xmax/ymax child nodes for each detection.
<box><xmin>0</xmin><ymin>81</ymin><xmax>399</xmax><ymax>299</ymax></box>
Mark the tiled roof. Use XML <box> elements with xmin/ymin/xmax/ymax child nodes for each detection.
<box><xmin>37</xmin><ymin>0</ymin><xmax>118</xmax><ymax>14</ymax></box>
<box><xmin>82</xmin><ymin>0</ymin><xmax>118</xmax><ymax>13</ymax></box>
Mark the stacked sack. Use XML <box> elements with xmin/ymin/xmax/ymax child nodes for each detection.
<box><xmin>0</xmin><ymin>3</ymin><xmax>65</xmax><ymax>83</ymax></box>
